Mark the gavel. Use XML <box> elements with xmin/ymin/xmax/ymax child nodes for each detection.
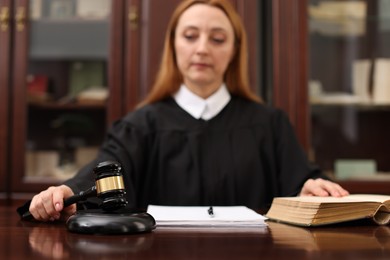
<box><xmin>21</xmin><ymin>161</ymin><xmax>128</xmax><ymax>220</ymax></box>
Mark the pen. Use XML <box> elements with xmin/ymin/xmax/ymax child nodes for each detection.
<box><xmin>208</xmin><ymin>206</ymin><xmax>214</xmax><ymax>217</ymax></box>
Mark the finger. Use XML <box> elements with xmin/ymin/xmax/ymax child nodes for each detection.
<box><xmin>56</xmin><ymin>185</ymin><xmax>76</xmax><ymax>220</ymax></box>
<box><xmin>52</xmin><ymin>188</ymin><xmax>69</xmax><ymax>220</ymax></box>
<box><xmin>31</xmin><ymin>194</ymin><xmax>51</xmax><ymax>221</ymax></box>
<box><xmin>41</xmin><ymin>188</ymin><xmax>60</xmax><ymax>221</ymax></box>
<box><xmin>52</xmin><ymin>189</ymin><xmax>65</xmax><ymax>210</ymax></box>
<box><xmin>334</xmin><ymin>181</ymin><xmax>350</xmax><ymax>196</ymax></box>
<box><xmin>314</xmin><ymin>179</ymin><xmax>338</xmax><ymax>196</ymax></box>
<box><xmin>340</xmin><ymin>187</ymin><xmax>350</xmax><ymax>196</ymax></box>
<box><xmin>310</xmin><ymin>185</ymin><xmax>330</xmax><ymax>197</ymax></box>
<box><xmin>325</xmin><ymin>182</ymin><xmax>349</xmax><ymax>197</ymax></box>
<box><xmin>301</xmin><ymin>179</ymin><xmax>329</xmax><ymax>197</ymax></box>
<box><xmin>29</xmin><ymin>195</ymin><xmax>43</xmax><ymax>220</ymax></box>
<box><xmin>315</xmin><ymin>179</ymin><xmax>349</xmax><ymax>197</ymax></box>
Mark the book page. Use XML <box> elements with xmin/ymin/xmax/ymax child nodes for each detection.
<box><xmin>280</xmin><ymin>194</ymin><xmax>390</xmax><ymax>204</ymax></box>
<box><xmin>279</xmin><ymin>196</ymin><xmax>364</xmax><ymax>204</ymax></box>
<box><xmin>345</xmin><ymin>194</ymin><xmax>390</xmax><ymax>203</ymax></box>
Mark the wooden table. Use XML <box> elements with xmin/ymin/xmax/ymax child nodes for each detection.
<box><xmin>0</xmin><ymin>206</ymin><xmax>389</xmax><ymax>259</ymax></box>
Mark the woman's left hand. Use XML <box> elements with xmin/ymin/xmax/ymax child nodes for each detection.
<box><xmin>299</xmin><ymin>178</ymin><xmax>349</xmax><ymax>197</ymax></box>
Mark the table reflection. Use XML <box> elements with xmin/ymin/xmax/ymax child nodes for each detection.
<box><xmin>268</xmin><ymin>221</ymin><xmax>390</xmax><ymax>252</ymax></box>
<box><xmin>28</xmin><ymin>225</ymin><xmax>154</xmax><ymax>259</ymax></box>
<box><xmin>26</xmin><ymin>218</ymin><xmax>390</xmax><ymax>259</ymax></box>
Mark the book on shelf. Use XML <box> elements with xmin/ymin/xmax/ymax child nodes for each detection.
<box><xmin>352</xmin><ymin>59</ymin><xmax>371</xmax><ymax>102</ymax></box>
<box><xmin>25</xmin><ymin>150</ymin><xmax>59</xmax><ymax>177</ymax></box>
<box><xmin>76</xmin><ymin>0</ymin><xmax>110</xmax><ymax>19</ymax></box>
<box><xmin>76</xmin><ymin>87</ymin><xmax>108</xmax><ymax>105</ymax></box>
<box><xmin>334</xmin><ymin>159</ymin><xmax>376</xmax><ymax>180</ymax></box>
<box><xmin>49</xmin><ymin>0</ymin><xmax>75</xmax><ymax>19</ymax></box>
<box><xmin>69</xmin><ymin>61</ymin><xmax>104</xmax><ymax>98</ymax></box>
<box><xmin>30</xmin><ymin>0</ymin><xmax>43</xmax><ymax>20</ymax></box>
<box><xmin>27</xmin><ymin>74</ymin><xmax>51</xmax><ymax>103</ymax></box>
<box><xmin>372</xmin><ymin>58</ymin><xmax>390</xmax><ymax>104</ymax></box>
<box><xmin>308</xmin><ymin>1</ymin><xmax>366</xmax><ymax>36</ymax></box>
<box><xmin>309</xmin><ymin>92</ymin><xmax>370</xmax><ymax>105</ymax></box>
<box><xmin>265</xmin><ymin>194</ymin><xmax>390</xmax><ymax>226</ymax></box>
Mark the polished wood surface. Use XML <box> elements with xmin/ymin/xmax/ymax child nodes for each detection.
<box><xmin>1</xmin><ymin>206</ymin><xmax>389</xmax><ymax>260</ymax></box>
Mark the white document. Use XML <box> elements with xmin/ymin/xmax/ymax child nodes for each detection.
<box><xmin>147</xmin><ymin>205</ymin><xmax>268</xmax><ymax>228</ymax></box>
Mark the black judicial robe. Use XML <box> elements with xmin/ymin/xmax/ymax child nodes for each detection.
<box><xmin>64</xmin><ymin>96</ymin><xmax>324</xmax><ymax>209</ymax></box>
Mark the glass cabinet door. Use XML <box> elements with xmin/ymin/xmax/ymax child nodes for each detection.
<box><xmin>11</xmin><ymin>0</ymin><xmax>116</xmax><ymax>192</ymax></box>
<box><xmin>308</xmin><ymin>0</ymin><xmax>390</xmax><ymax>185</ymax></box>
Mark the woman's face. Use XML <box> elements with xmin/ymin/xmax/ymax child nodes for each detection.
<box><xmin>174</xmin><ymin>4</ymin><xmax>235</xmax><ymax>92</ymax></box>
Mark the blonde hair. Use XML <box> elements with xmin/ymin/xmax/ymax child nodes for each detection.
<box><xmin>139</xmin><ymin>0</ymin><xmax>261</xmax><ymax>106</ymax></box>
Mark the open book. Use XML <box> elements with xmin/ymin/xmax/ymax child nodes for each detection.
<box><xmin>147</xmin><ymin>205</ymin><xmax>267</xmax><ymax>228</ymax></box>
<box><xmin>265</xmin><ymin>194</ymin><xmax>390</xmax><ymax>226</ymax></box>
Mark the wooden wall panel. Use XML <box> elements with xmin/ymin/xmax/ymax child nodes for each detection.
<box><xmin>271</xmin><ymin>0</ymin><xmax>309</xmax><ymax>152</ymax></box>
<box><xmin>11</xmin><ymin>0</ymin><xmax>32</xmax><ymax>192</ymax></box>
<box><xmin>107</xmin><ymin>0</ymin><xmax>126</xmax><ymax>124</ymax></box>
<box><xmin>124</xmin><ymin>0</ymin><xmax>182</xmax><ymax>112</ymax></box>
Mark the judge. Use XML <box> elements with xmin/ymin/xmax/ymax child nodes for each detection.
<box><xmin>28</xmin><ymin>0</ymin><xmax>349</xmax><ymax>222</ymax></box>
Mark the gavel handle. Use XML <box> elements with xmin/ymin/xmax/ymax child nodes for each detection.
<box><xmin>21</xmin><ymin>186</ymin><xmax>97</xmax><ymax>221</ymax></box>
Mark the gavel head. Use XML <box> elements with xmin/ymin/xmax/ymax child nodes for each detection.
<box><xmin>93</xmin><ymin>161</ymin><xmax>128</xmax><ymax>211</ymax></box>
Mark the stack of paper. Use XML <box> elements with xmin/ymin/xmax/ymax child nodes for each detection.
<box><xmin>147</xmin><ymin>205</ymin><xmax>267</xmax><ymax>228</ymax></box>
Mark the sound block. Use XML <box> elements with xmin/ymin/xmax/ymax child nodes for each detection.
<box><xmin>66</xmin><ymin>209</ymin><xmax>156</xmax><ymax>235</ymax></box>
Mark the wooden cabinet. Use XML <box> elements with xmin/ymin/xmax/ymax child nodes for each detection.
<box><xmin>262</xmin><ymin>0</ymin><xmax>390</xmax><ymax>194</ymax></box>
<box><xmin>5</xmin><ymin>0</ymin><xmax>384</xmax><ymax>200</ymax></box>
<box><xmin>254</xmin><ymin>0</ymin><xmax>390</xmax><ymax>194</ymax></box>
<box><xmin>9</xmin><ymin>0</ymin><xmax>124</xmax><ymax>196</ymax></box>
<box><xmin>307</xmin><ymin>0</ymin><xmax>390</xmax><ymax>194</ymax></box>
<box><xmin>0</xmin><ymin>0</ymin><xmax>261</xmax><ymax>200</ymax></box>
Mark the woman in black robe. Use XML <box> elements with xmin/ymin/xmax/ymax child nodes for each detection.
<box><xmin>28</xmin><ymin>0</ymin><xmax>348</xmax><ymax>222</ymax></box>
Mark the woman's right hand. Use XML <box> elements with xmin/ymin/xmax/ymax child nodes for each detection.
<box><xmin>29</xmin><ymin>185</ymin><xmax>76</xmax><ymax>222</ymax></box>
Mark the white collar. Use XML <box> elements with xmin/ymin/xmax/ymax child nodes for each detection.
<box><xmin>173</xmin><ymin>84</ymin><xmax>231</xmax><ymax>120</ymax></box>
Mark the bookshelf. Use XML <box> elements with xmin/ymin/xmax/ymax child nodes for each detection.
<box><xmin>8</xmin><ymin>0</ymin><xmax>121</xmax><ymax>194</ymax></box>
<box><xmin>308</xmin><ymin>0</ymin><xmax>390</xmax><ymax>190</ymax></box>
